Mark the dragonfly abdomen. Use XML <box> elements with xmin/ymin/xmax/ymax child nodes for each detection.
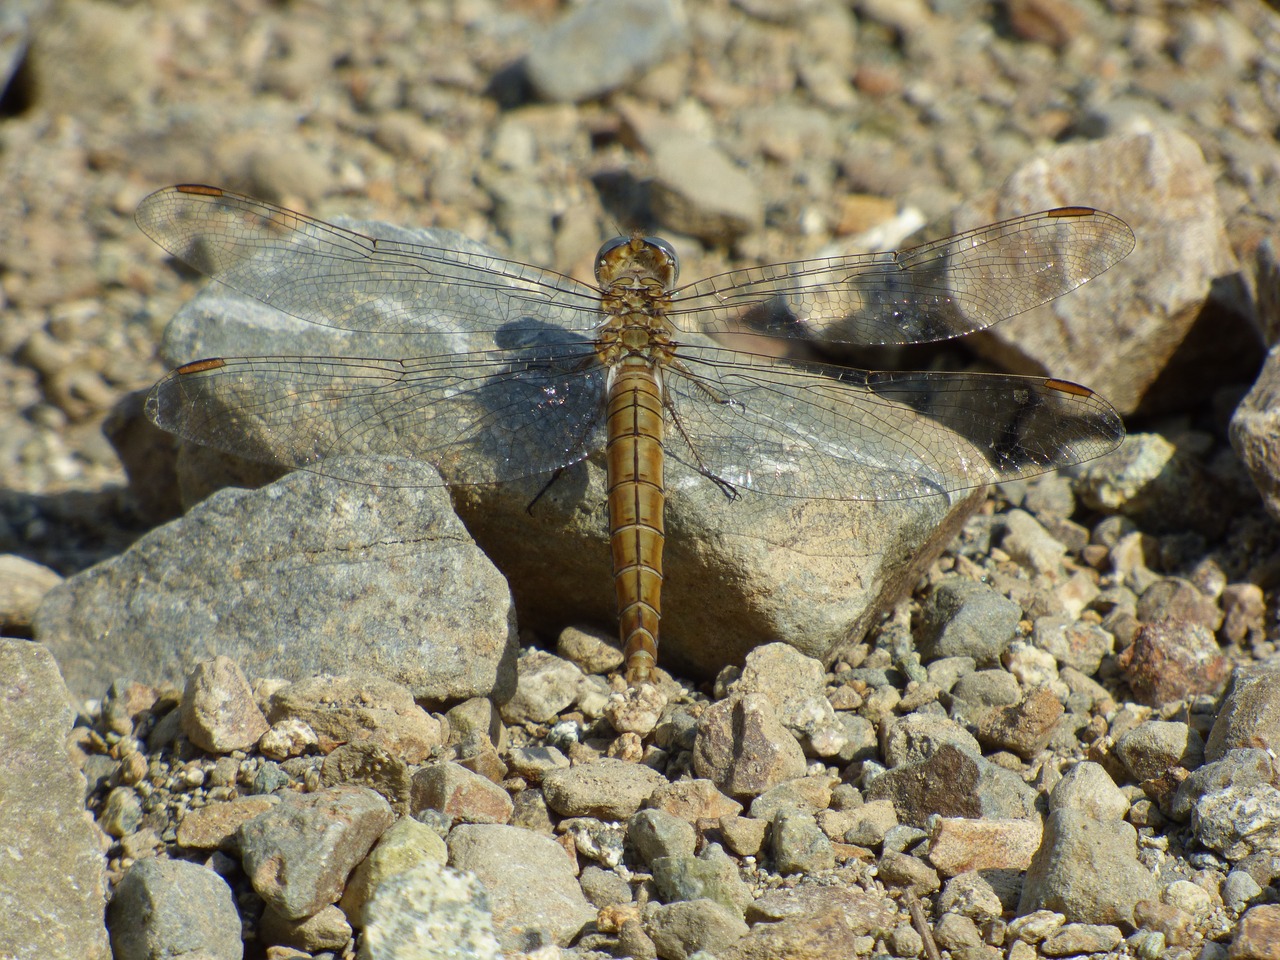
<box><xmin>605</xmin><ymin>363</ymin><xmax>666</xmax><ymax>684</ymax></box>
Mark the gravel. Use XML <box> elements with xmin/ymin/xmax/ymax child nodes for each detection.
<box><xmin>5</xmin><ymin>0</ymin><xmax>1280</xmax><ymax>958</ymax></box>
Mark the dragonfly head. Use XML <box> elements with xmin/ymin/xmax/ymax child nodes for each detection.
<box><xmin>595</xmin><ymin>235</ymin><xmax>680</xmax><ymax>292</ymax></box>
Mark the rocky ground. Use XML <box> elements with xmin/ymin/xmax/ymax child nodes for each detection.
<box><xmin>4</xmin><ymin>0</ymin><xmax>1280</xmax><ymax>958</ymax></box>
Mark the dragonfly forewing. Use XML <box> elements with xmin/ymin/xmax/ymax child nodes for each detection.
<box><xmin>136</xmin><ymin>185</ymin><xmax>606</xmax><ymax>340</ymax></box>
<box><xmin>673</xmin><ymin>207</ymin><xmax>1134</xmax><ymax>346</ymax></box>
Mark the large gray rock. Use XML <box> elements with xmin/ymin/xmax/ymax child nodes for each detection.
<box><xmin>0</xmin><ymin>640</ymin><xmax>110</xmax><ymax>960</ymax></box>
<box><xmin>137</xmin><ymin>220</ymin><xmax>982</xmax><ymax>681</ymax></box>
<box><xmin>36</xmin><ymin>457</ymin><xmax>517</xmax><ymax>703</ymax></box>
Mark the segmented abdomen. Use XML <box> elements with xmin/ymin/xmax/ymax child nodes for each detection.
<box><xmin>606</xmin><ymin>362</ymin><xmax>666</xmax><ymax>683</ymax></box>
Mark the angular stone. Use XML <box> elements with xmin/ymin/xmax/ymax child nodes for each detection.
<box><xmin>320</xmin><ymin>740</ymin><xmax>412</xmax><ymax>815</ymax></box>
<box><xmin>881</xmin><ymin>712</ymin><xmax>982</xmax><ymax>768</ymax></box>
<box><xmin>497</xmin><ymin>649</ymin><xmax>584</xmax><ymax>725</ymax></box>
<box><xmin>523</xmin><ymin>0</ymin><xmax>685</xmax><ymax>103</ymax></box>
<box><xmin>259</xmin><ymin>903</ymin><xmax>351</xmax><ymax>953</ymax></box>
<box><xmin>37</xmin><ymin>460</ymin><xmax>518</xmax><ymax>703</ymax></box>
<box><xmin>692</xmin><ymin>693</ymin><xmax>807</xmax><ymax>800</ymax></box>
<box><xmin>731</xmin><ymin>888</ymin><xmax>897</xmax><ymax>959</ymax></box>
<box><xmin>648</xmin><ymin>137</ymin><xmax>764</xmax><ymax>244</ymax></box>
<box><xmin>1171</xmin><ymin>749</ymin><xmax>1273</xmax><ymax>822</ymax></box>
<box><xmin>1205</xmin><ymin>663</ymin><xmax>1280</xmax><ymax>761</ymax></box>
<box><xmin>772</xmin><ymin>810</ymin><xmax>835</xmax><ymax>875</ymax></box>
<box><xmin>628</xmin><ymin>808</ymin><xmax>697</xmax><ymax>865</ymax></box>
<box><xmin>1018</xmin><ymin>809</ymin><xmax>1158</xmax><ymax>926</ymax></box>
<box><xmin>179</xmin><ymin>655</ymin><xmax>269</xmax><ymax>753</ymax></box>
<box><xmin>267</xmin><ymin>675</ymin><xmax>444</xmax><ymax>763</ymax></box>
<box><xmin>732</xmin><ymin>643</ymin><xmax>840</xmax><ymax>744</ymax></box>
<box><xmin>865</xmin><ymin>743</ymin><xmax>1038</xmax><ymax>828</ymax></box>
<box><xmin>919</xmin><ymin>577</ymin><xmax>1022</xmax><ymax>666</ymax></box>
<box><xmin>925</xmin><ymin>817</ymin><xmax>1042</xmax><ymax>877</ymax></box>
<box><xmin>358</xmin><ymin>862</ymin><xmax>500</xmax><ymax>960</ymax></box>
<box><xmin>958</xmin><ymin>128</ymin><xmax>1240</xmax><ymax>417</ymax></box>
<box><xmin>876</xmin><ymin>850</ymin><xmax>940</xmax><ymax>895</ymax></box>
<box><xmin>410</xmin><ymin>761</ymin><xmax>513</xmax><ymax>825</ymax></box>
<box><xmin>340</xmin><ymin>816</ymin><xmax>448</xmax><ymax>926</ymax></box>
<box><xmin>972</xmin><ymin>685</ymin><xmax>1064</xmax><ymax>759</ymax></box>
<box><xmin>541</xmin><ymin>757</ymin><xmax>666</xmax><ymax>820</ymax></box>
<box><xmin>647</xmin><ymin>778</ymin><xmax>743</xmax><ymax>821</ymax></box>
<box><xmin>650</xmin><ymin>843</ymin><xmax>753</xmax><ymax>915</ymax></box>
<box><xmin>748</xmin><ymin>773</ymin><xmax>838</xmax><ymax>822</ymax></box>
<box><xmin>1192</xmin><ymin>782</ymin><xmax>1280</xmax><ymax>860</ymax></box>
<box><xmin>237</xmin><ymin>785</ymin><xmax>394</xmax><ymax>920</ymax></box>
<box><xmin>177</xmin><ymin>795</ymin><xmax>279</xmax><ymax>850</ymax></box>
<box><xmin>645</xmin><ymin>898</ymin><xmax>749</xmax><ymax>960</ymax></box>
<box><xmin>1049</xmin><ymin>761</ymin><xmax>1128</xmax><ymax>820</ymax></box>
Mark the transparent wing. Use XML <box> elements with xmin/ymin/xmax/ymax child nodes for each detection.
<box><xmin>672</xmin><ymin>207</ymin><xmax>1134</xmax><ymax>345</ymax></box>
<box><xmin>139</xmin><ymin>185</ymin><xmax>1127</xmax><ymax>499</ymax></box>
<box><xmin>136</xmin><ymin>185</ymin><xmax>604</xmax><ymax>339</ymax></box>
<box><xmin>146</xmin><ymin>336</ymin><xmax>608</xmax><ymax>487</ymax></box>
<box><xmin>663</xmin><ymin>345</ymin><xmax>1124</xmax><ymax>501</ymax></box>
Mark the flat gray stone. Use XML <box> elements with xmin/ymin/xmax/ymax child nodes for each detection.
<box><xmin>524</xmin><ymin>0</ymin><xmax>684</xmax><ymax>103</ymax></box>
<box><xmin>1050</xmin><ymin>761</ymin><xmax>1129</xmax><ymax>820</ymax></box>
<box><xmin>644</xmin><ymin>898</ymin><xmax>748</xmax><ymax>959</ymax></box>
<box><xmin>108</xmin><ymin>858</ymin><xmax>242</xmax><ymax>960</ymax></box>
<box><xmin>1205</xmin><ymin>663</ymin><xmax>1280</xmax><ymax>761</ymax></box>
<box><xmin>650</xmin><ymin>843</ymin><xmax>752</xmax><ymax>915</ymax></box>
<box><xmin>647</xmin><ymin>137</ymin><xmax>764</xmax><ymax>244</ymax></box>
<box><xmin>0</xmin><ymin>640</ymin><xmax>110</xmax><ymax>960</ymax></box>
<box><xmin>865</xmin><ymin>743</ymin><xmax>1038</xmax><ymax>828</ymax></box>
<box><xmin>772</xmin><ymin>810</ymin><xmax>835</xmax><ymax>875</ymax></box>
<box><xmin>37</xmin><ymin>457</ymin><xmax>518</xmax><ymax>703</ymax></box>
<box><xmin>447</xmin><ymin>824</ymin><xmax>593</xmax><ymax>951</ymax></box>
<box><xmin>628</xmin><ymin>808</ymin><xmax>697</xmax><ymax>865</ymax></box>
<box><xmin>541</xmin><ymin>757</ymin><xmax>667</xmax><ymax>820</ymax></box>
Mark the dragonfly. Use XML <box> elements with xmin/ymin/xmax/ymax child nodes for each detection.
<box><xmin>136</xmin><ymin>184</ymin><xmax>1133</xmax><ymax>683</ymax></box>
